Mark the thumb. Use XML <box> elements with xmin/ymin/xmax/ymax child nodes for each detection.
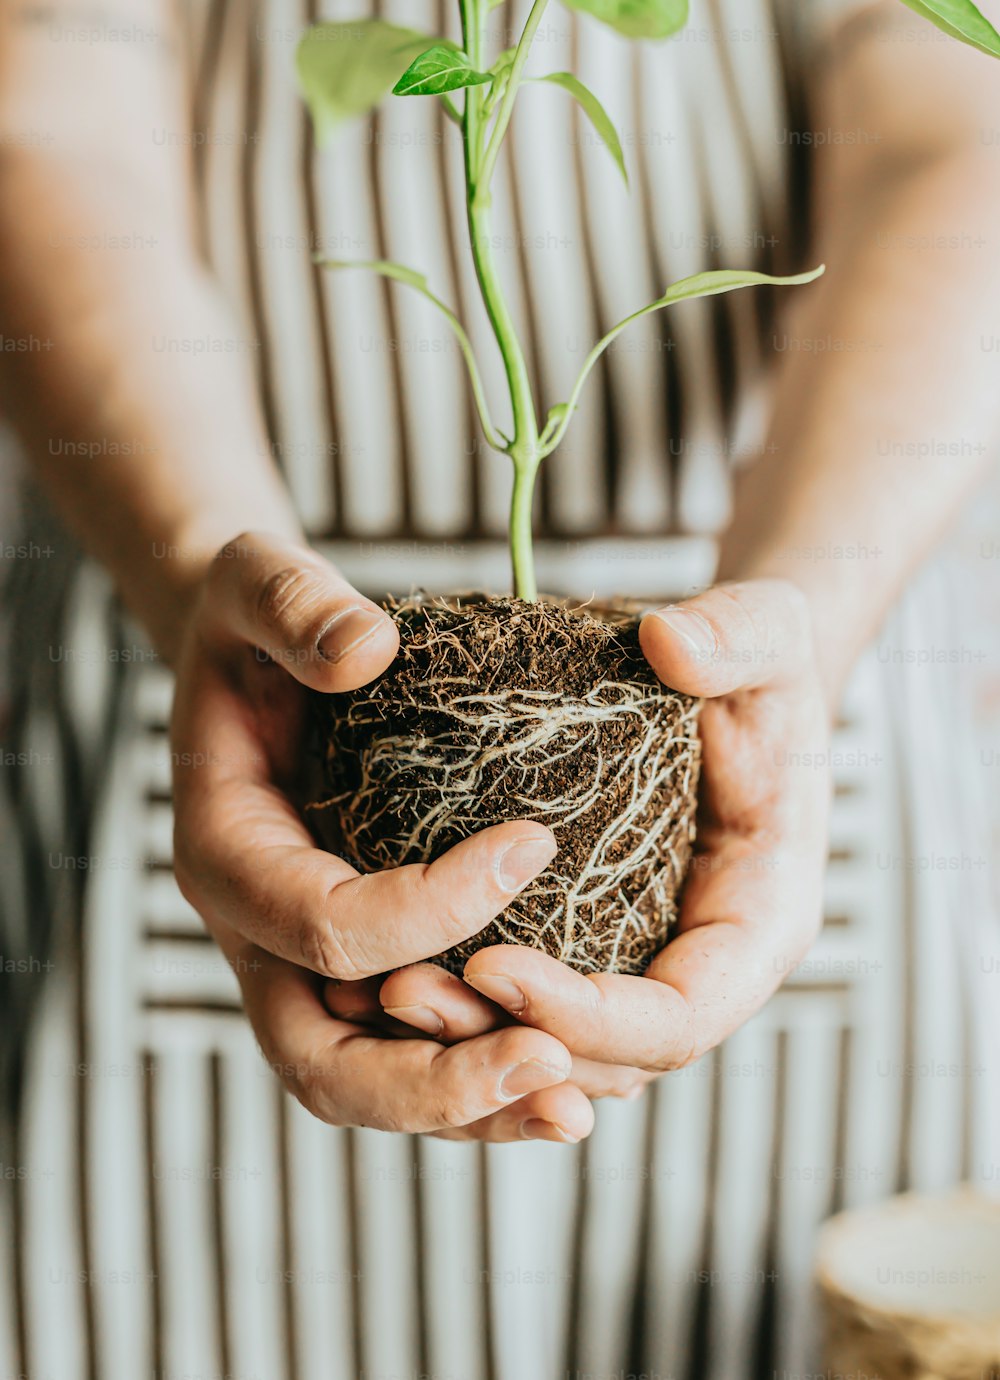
<box><xmin>638</xmin><ymin>578</ymin><xmax>813</xmax><ymax>697</ymax></box>
<box><xmin>203</xmin><ymin>531</ymin><xmax>399</xmax><ymax>691</ymax></box>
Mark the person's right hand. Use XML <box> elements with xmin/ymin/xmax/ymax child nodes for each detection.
<box><xmin>169</xmin><ymin>532</ymin><xmax>592</xmax><ymax>1143</ymax></box>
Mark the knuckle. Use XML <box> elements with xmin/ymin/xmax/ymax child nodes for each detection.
<box><xmin>255</xmin><ymin>565</ymin><xmax>325</xmax><ymax>642</ymax></box>
<box><xmin>651</xmin><ymin>1019</ymin><xmax>699</xmax><ymax>1074</ymax></box>
<box><xmin>299</xmin><ymin>920</ymin><xmax>363</xmax><ymax>981</ymax></box>
<box><xmin>376</xmin><ymin>1109</ymin><xmax>416</xmax><ymax>1134</ymax></box>
<box><xmin>280</xmin><ymin>1037</ymin><xmax>353</xmax><ymax>1127</ymax></box>
<box><xmin>421</xmin><ymin>1050</ymin><xmax>478</xmax><ymax>1131</ymax></box>
<box><xmin>651</xmin><ymin>1043</ymin><xmax>697</xmax><ymax>1075</ymax></box>
<box><xmin>437</xmin><ymin>1092</ymin><xmax>473</xmax><ymax>1130</ymax></box>
<box><xmin>300</xmin><ymin>916</ymin><xmax>358</xmax><ymax>982</ymax></box>
<box><xmin>286</xmin><ymin>1062</ymin><xmax>340</xmax><ymax>1125</ymax></box>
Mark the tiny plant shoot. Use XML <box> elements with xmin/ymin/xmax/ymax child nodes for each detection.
<box><xmin>297</xmin><ymin>0</ymin><xmax>1000</xmax><ymax>601</ymax></box>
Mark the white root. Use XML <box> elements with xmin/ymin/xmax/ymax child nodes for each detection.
<box><xmin>310</xmin><ymin>676</ymin><xmax>701</xmax><ymax>975</ymax></box>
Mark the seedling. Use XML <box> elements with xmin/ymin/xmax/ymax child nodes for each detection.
<box><xmin>297</xmin><ymin>0</ymin><xmax>999</xmax><ymax>600</ymax></box>
<box><xmin>298</xmin><ymin>0</ymin><xmax>1000</xmax><ymax>976</ymax></box>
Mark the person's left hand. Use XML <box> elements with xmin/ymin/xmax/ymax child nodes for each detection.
<box><xmin>325</xmin><ymin>579</ymin><xmax>831</xmax><ymax>1091</ymax></box>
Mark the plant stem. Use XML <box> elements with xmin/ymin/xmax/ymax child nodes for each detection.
<box><xmin>477</xmin><ymin>0</ymin><xmax>550</xmax><ymax>202</ymax></box>
<box><xmin>510</xmin><ymin>460</ymin><xmax>539</xmax><ymax>601</ymax></box>
<box><xmin>460</xmin><ymin>0</ymin><xmax>541</xmax><ymax>599</ymax></box>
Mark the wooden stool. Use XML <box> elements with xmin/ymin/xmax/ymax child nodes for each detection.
<box><xmin>816</xmin><ymin>1189</ymin><xmax>1000</xmax><ymax>1380</ymax></box>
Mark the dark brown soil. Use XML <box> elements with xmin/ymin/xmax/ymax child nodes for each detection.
<box><xmin>306</xmin><ymin>594</ymin><xmax>701</xmax><ymax>976</ymax></box>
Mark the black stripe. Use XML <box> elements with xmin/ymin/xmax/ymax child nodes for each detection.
<box><xmin>781</xmin><ymin>981</ymin><xmax>851</xmax><ymax>996</ymax></box>
<box><xmin>74</xmin><ymin>856</ymin><xmax>98</xmax><ymax>1380</ymax></box>
<box><xmin>344</xmin><ymin>1129</ymin><xmax>364</xmax><ymax>1380</ymax></box>
<box><xmin>435</xmin><ymin>0</ymin><xmax>483</xmax><ymax>536</ymax></box>
<box><xmin>411</xmin><ymin>1137</ymin><xmax>430</xmax><ymax>1378</ymax></box>
<box><xmin>277</xmin><ymin>1082</ymin><xmax>299</xmax><ymax>1380</ymax></box>
<box><xmin>626</xmin><ymin>1089</ymin><xmax>659</xmax><ymax>1375</ymax></box>
<box><xmin>674</xmin><ymin>115</ymin><xmax>738</xmax><ymax>493</ymax></box>
<box><xmin>705</xmin><ymin>0</ymin><xmax>769</xmax><ymax>389</ymax></box>
<box><xmin>563</xmin><ymin>1135</ymin><xmax>588</xmax><ymax>1377</ymax></box>
<box><xmin>301</xmin><ymin>0</ymin><xmax>344</xmax><ymax>535</ymax></box>
<box><xmin>829</xmin><ymin>1027</ymin><xmax>852</xmax><ymax>1217</ymax></box>
<box><xmin>142</xmin><ymin>928</ymin><xmax>215</xmax><ymax>944</ymax></box>
<box><xmin>478</xmin><ymin>1143</ymin><xmax>497</xmax><ymax>1380</ymax></box>
<box><xmin>896</xmin><ymin>771</ymin><xmax>917</xmax><ymax>1193</ymax></box>
<box><xmin>703</xmin><ymin>193</ymin><xmax>740</xmax><ymax>438</ymax></box>
<box><xmin>752</xmin><ymin>1029</ymin><xmax>787</xmax><ymax>1380</ymax></box>
<box><xmin>960</xmin><ymin>968</ymin><xmax>975</xmax><ymax>1184</ymax></box>
<box><xmin>141</xmin><ymin>999</ymin><xmax>243</xmax><ymax>1015</ymax></box>
<box><xmin>827</xmin><ymin>847</ymin><xmax>858</xmax><ymax>865</ymax></box>
<box><xmin>10</xmin><ymin>1113</ymin><xmax>29</xmax><ymax>1380</ymax></box>
<box><xmin>367</xmin><ymin>0</ymin><xmax>414</xmax><ymax>531</ymax></box>
<box><xmin>568</xmin><ymin>13</ymin><xmax>618</xmax><ymax>528</ymax></box>
<box><xmin>633</xmin><ymin>44</ymin><xmax>681</xmax><ymax>533</ymax></box>
<box><xmin>143</xmin><ymin>1050</ymin><xmax>164</xmax><ymax>1380</ymax></box>
<box><xmin>209</xmin><ymin>1052</ymin><xmax>232</xmax><ymax>1380</ymax></box>
<box><xmin>242</xmin><ymin>1</ymin><xmax>282</xmax><ymax>453</ymax></box>
<box><xmin>503</xmin><ymin>123</ymin><xmax>548</xmax><ymax>532</ymax></box>
<box><xmin>686</xmin><ymin>1049</ymin><xmax>722</xmax><ymax>1380</ymax></box>
<box><xmin>190</xmin><ymin>0</ymin><xmax>228</xmax><ymax>260</ymax></box>
<box><xmin>771</xmin><ymin>0</ymin><xmax>814</xmax><ymax>273</ymax></box>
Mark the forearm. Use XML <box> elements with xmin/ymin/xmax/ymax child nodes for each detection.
<box><xmin>719</xmin><ymin>21</ymin><xmax>1000</xmax><ymax>704</ymax></box>
<box><xmin>720</xmin><ymin>155</ymin><xmax>998</xmax><ymax>699</ymax></box>
<box><xmin>0</xmin><ymin>0</ymin><xmax>301</xmax><ymax>662</ymax></box>
<box><xmin>0</xmin><ymin>154</ymin><xmax>302</xmax><ymax>661</ymax></box>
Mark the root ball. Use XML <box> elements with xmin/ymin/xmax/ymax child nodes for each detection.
<box><xmin>307</xmin><ymin>594</ymin><xmax>701</xmax><ymax>976</ymax></box>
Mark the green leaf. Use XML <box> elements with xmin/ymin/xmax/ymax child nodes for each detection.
<box><xmin>490</xmin><ymin>47</ymin><xmax>518</xmax><ymax>79</ymax></box>
<box><xmin>314</xmin><ymin>258</ymin><xmax>504</xmax><ymax>452</ymax></box>
<box><xmin>316</xmin><ymin>258</ymin><xmax>430</xmax><ymax>292</ymax></box>
<box><xmin>539</xmin><ymin>401</ymin><xmax>573</xmax><ymax>446</ymax></box>
<box><xmin>560</xmin><ymin>0</ymin><xmax>688</xmax><ymax>40</ymax></box>
<box><xmin>393</xmin><ymin>44</ymin><xmax>492</xmax><ymax>97</ymax></box>
<box><xmin>655</xmin><ymin>266</ymin><xmax>825</xmax><ymax>308</ymax></box>
<box><xmin>540</xmin><ymin>265</ymin><xmax>825</xmax><ymax>457</ymax></box>
<box><xmin>896</xmin><ymin>0</ymin><xmax>1000</xmax><ymax>57</ymax></box>
<box><xmin>295</xmin><ymin>20</ymin><xmax>438</xmax><ymax>145</ymax></box>
<box><xmin>532</xmin><ymin>72</ymin><xmax>627</xmax><ymax>185</ymax></box>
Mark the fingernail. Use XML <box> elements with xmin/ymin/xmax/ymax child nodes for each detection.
<box><xmin>496</xmin><ymin>836</ymin><xmax>557</xmax><ymax>893</ymax></box>
<box><xmin>464</xmin><ymin>973</ymin><xmax>526</xmax><ymax>1015</ymax></box>
<box><xmin>519</xmin><ymin>1117</ymin><xmax>580</xmax><ymax>1144</ymax></box>
<box><xmin>652</xmin><ymin>607</ymin><xmax>717</xmax><ymax>664</ymax></box>
<box><xmin>318</xmin><ymin>607</ymin><xmax>386</xmax><ymax>663</ymax></box>
<box><xmin>382</xmin><ymin>1004</ymin><xmax>443</xmax><ymax>1036</ymax></box>
<box><xmin>499</xmin><ymin>1057</ymin><xmax>568</xmax><ymax>1101</ymax></box>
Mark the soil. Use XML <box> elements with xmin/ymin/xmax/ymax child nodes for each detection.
<box><xmin>306</xmin><ymin>593</ymin><xmax>702</xmax><ymax>976</ymax></box>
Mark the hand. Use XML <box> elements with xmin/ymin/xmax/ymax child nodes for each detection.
<box><xmin>170</xmin><ymin>532</ymin><xmax>594</xmax><ymax>1142</ymax></box>
<box><xmin>371</xmin><ymin>579</ymin><xmax>830</xmax><ymax>1079</ymax></box>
